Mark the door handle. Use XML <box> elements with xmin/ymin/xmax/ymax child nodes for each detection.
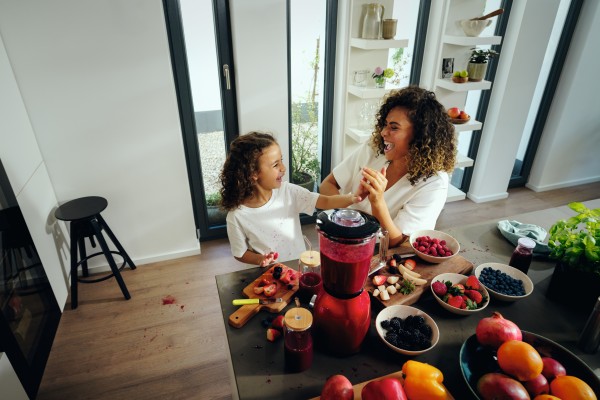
<box><xmin>223</xmin><ymin>64</ymin><xmax>231</xmax><ymax>90</ymax></box>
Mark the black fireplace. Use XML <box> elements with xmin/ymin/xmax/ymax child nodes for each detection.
<box><xmin>0</xmin><ymin>160</ymin><xmax>61</xmax><ymax>399</ymax></box>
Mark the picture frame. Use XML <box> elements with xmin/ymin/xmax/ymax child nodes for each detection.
<box><xmin>442</xmin><ymin>58</ymin><xmax>454</xmax><ymax>79</ymax></box>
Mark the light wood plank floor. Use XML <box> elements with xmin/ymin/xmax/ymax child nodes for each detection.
<box><xmin>37</xmin><ymin>182</ymin><xmax>600</xmax><ymax>400</ymax></box>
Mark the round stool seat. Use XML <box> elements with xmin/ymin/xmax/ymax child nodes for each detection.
<box><xmin>55</xmin><ymin>196</ymin><xmax>108</xmax><ymax>222</ymax></box>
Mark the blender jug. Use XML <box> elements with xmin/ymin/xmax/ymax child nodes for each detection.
<box><xmin>316</xmin><ymin>209</ymin><xmax>380</xmax><ymax>298</ymax></box>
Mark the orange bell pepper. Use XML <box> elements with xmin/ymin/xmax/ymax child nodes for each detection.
<box><xmin>401</xmin><ymin>360</ymin><xmax>448</xmax><ymax>400</ymax></box>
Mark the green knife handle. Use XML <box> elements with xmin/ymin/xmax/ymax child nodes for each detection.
<box><xmin>232</xmin><ymin>298</ymin><xmax>259</xmax><ymax>306</ymax></box>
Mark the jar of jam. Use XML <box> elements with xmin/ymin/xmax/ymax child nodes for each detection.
<box><xmin>509</xmin><ymin>237</ymin><xmax>536</xmax><ymax>274</ymax></box>
<box><xmin>299</xmin><ymin>250</ymin><xmax>320</xmax><ymax>275</ymax></box>
<box><xmin>283</xmin><ymin>307</ymin><xmax>313</xmax><ymax>373</ymax></box>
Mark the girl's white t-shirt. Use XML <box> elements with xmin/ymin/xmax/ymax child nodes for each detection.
<box><xmin>226</xmin><ymin>182</ymin><xmax>319</xmax><ymax>263</ymax></box>
<box><xmin>332</xmin><ymin>142</ymin><xmax>449</xmax><ymax>235</ymax></box>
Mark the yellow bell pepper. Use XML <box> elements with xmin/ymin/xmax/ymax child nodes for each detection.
<box><xmin>401</xmin><ymin>360</ymin><xmax>448</xmax><ymax>400</ymax></box>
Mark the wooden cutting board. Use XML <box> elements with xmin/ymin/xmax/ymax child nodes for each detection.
<box><xmin>228</xmin><ymin>263</ymin><xmax>299</xmax><ymax>328</ymax></box>
<box><xmin>309</xmin><ymin>369</ymin><xmax>455</xmax><ymax>399</ymax></box>
<box><xmin>365</xmin><ymin>243</ymin><xmax>473</xmax><ymax>307</ymax></box>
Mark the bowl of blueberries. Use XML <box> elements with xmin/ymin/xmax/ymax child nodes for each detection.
<box><xmin>474</xmin><ymin>262</ymin><xmax>534</xmax><ymax>302</ymax></box>
<box><xmin>375</xmin><ymin>305</ymin><xmax>439</xmax><ymax>356</ymax></box>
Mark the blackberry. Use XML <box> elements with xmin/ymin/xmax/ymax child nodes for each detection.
<box><xmin>272</xmin><ymin>272</ymin><xmax>281</xmax><ymax>279</ymax></box>
<box><xmin>389</xmin><ymin>318</ymin><xmax>402</xmax><ymax>331</ymax></box>
<box><xmin>392</xmin><ymin>253</ymin><xmax>402</xmax><ymax>262</ymax></box>
<box><xmin>274</xmin><ymin>266</ymin><xmax>283</xmax><ymax>273</ymax></box>
<box><xmin>413</xmin><ymin>315</ymin><xmax>426</xmax><ymax>327</ymax></box>
<box><xmin>385</xmin><ymin>332</ymin><xmax>399</xmax><ymax>347</ymax></box>
<box><xmin>418</xmin><ymin>323</ymin><xmax>433</xmax><ymax>338</ymax></box>
<box><xmin>380</xmin><ymin>320</ymin><xmax>391</xmax><ymax>330</ymax></box>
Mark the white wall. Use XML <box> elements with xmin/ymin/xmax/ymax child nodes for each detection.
<box><xmin>528</xmin><ymin>0</ymin><xmax>600</xmax><ymax>191</ymax></box>
<box><xmin>0</xmin><ymin>1</ymin><xmax>199</xmax><ymax>277</ymax></box>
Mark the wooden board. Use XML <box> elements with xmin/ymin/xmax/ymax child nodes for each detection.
<box><xmin>365</xmin><ymin>243</ymin><xmax>473</xmax><ymax>307</ymax></box>
<box><xmin>228</xmin><ymin>263</ymin><xmax>299</xmax><ymax>328</ymax></box>
<box><xmin>309</xmin><ymin>369</ymin><xmax>455</xmax><ymax>399</ymax></box>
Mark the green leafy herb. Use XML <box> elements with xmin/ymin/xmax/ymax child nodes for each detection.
<box><xmin>548</xmin><ymin>202</ymin><xmax>600</xmax><ymax>276</ymax></box>
<box><xmin>399</xmin><ymin>279</ymin><xmax>415</xmax><ymax>295</ymax></box>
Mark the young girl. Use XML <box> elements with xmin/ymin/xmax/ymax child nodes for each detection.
<box><xmin>219</xmin><ymin>131</ymin><xmax>364</xmax><ymax>266</ymax></box>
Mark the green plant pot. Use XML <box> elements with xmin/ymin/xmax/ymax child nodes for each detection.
<box><xmin>467</xmin><ymin>62</ymin><xmax>488</xmax><ymax>82</ymax></box>
<box><xmin>207</xmin><ymin>205</ymin><xmax>227</xmax><ymax>224</ymax></box>
<box><xmin>546</xmin><ymin>261</ymin><xmax>600</xmax><ymax>314</ymax></box>
<box><xmin>292</xmin><ymin>172</ymin><xmax>316</xmax><ymax>192</ymax></box>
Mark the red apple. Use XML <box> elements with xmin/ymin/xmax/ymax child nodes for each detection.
<box><xmin>447</xmin><ymin>107</ymin><xmax>460</xmax><ymax>119</ymax></box>
<box><xmin>541</xmin><ymin>357</ymin><xmax>567</xmax><ymax>382</ymax></box>
<box><xmin>459</xmin><ymin>110</ymin><xmax>470</xmax><ymax>120</ymax></box>
<box><xmin>523</xmin><ymin>373</ymin><xmax>550</xmax><ymax>397</ymax></box>
<box><xmin>320</xmin><ymin>374</ymin><xmax>354</xmax><ymax>400</ymax></box>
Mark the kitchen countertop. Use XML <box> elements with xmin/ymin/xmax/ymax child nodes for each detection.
<box><xmin>216</xmin><ymin>199</ymin><xmax>600</xmax><ymax>400</ymax></box>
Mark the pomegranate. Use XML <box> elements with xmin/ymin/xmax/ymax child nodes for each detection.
<box><xmin>477</xmin><ymin>373</ymin><xmax>530</xmax><ymax>400</ymax></box>
<box><xmin>476</xmin><ymin>312</ymin><xmax>522</xmax><ymax>348</ymax></box>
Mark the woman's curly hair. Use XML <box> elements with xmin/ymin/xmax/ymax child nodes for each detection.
<box><xmin>371</xmin><ymin>86</ymin><xmax>457</xmax><ymax>185</ymax></box>
<box><xmin>219</xmin><ymin>131</ymin><xmax>278</xmax><ymax>211</ymax></box>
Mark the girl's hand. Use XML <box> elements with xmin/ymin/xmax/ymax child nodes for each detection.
<box><xmin>260</xmin><ymin>251</ymin><xmax>279</xmax><ymax>267</ymax></box>
<box><xmin>360</xmin><ymin>166</ymin><xmax>388</xmax><ymax>207</ymax></box>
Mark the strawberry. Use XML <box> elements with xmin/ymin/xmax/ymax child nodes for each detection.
<box><xmin>466</xmin><ymin>275</ymin><xmax>480</xmax><ymax>290</ymax></box>
<box><xmin>253</xmin><ymin>286</ymin><xmax>264</xmax><ymax>295</ymax></box>
<box><xmin>447</xmin><ymin>295</ymin><xmax>464</xmax><ymax>309</ymax></box>
<box><xmin>452</xmin><ymin>283</ymin><xmax>465</xmax><ymax>294</ymax></box>
<box><xmin>263</xmin><ymin>283</ymin><xmax>277</xmax><ymax>297</ymax></box>
<box><xmin>465</xmin><ymin>289</ymin><xmax>483</xmax><ymax>304</ymax></box>
<box><xmin>271</xmin><ymin>315</ymin><xmax>284</xmax><ymax>330</ymax></box>
<box><xmin>258</xmin><ymin>278</ymin><xmax>272</xmax><ymax>287</ymax></box>
<box><xmin>431</xmin><ymin>281</ymin><xmax>447</xmax><ymax>297</ymax></box>
<box><xmin>266</xmin><ymin>328</ymin><xmax>281</xmax><ymax>342</ymax></box>
<box><xmin>372</xmin><ymin>275</ymin><xmax>387</xmax><ymax>286</ymax></box>
<box><xmin>404</xmin><ymin>259</ymin><xmax>417</xmax><ymax>270</ymax></box>
<box><xmin>389</xmin><ymin>258</ymin><xmax>397</xmax><ymax>267</ymax></box>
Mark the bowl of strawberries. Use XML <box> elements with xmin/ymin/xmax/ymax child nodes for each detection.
<box><xmin>431</xmin><ymin>273</ymin><xmax>489</xmax><ymax>315</ymax></box>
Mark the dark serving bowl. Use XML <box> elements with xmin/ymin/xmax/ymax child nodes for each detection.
<box><xmin>460</xmin><ymin>331</ymin><xmax>600</xmax><ymax>399</ymax></box>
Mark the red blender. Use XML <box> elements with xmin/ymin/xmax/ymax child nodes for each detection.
<box><xmin>313</xmin><ymin>209</ymin><xmax>379</xmax><ymax>356</ymax></box>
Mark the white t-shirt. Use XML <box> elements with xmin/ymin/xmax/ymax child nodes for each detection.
<box><xmin>332</xmin><ymin>142</ymin><xmax>448</xmax><ymax>235</ymax></box>
<box><xmin>226</xmin><ymin>182</ymin><xmax>320</xmax><ymax>263</ymax></box>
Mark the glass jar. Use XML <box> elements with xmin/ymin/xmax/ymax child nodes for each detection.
<box><xmin>509</xmin><ymin>237</ymin><xmax>536</xmax><ymax>274</ymax></box>
<box><xmin>284</xmin><ymin>307</ymin><xmax>313</xmax><ymax>373</ymax></box>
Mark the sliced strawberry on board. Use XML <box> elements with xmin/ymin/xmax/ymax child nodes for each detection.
<box><xmin>404</xmin><ymin>259</ymin><xmax>417</xmax><ymax>270</ymax></box>
<box><xmin>271</xmin><ymin>315</ymin><xmax>284</xmax><ymax>330</ymax></box>
<box><xmin>263</xmin><ymin>283</ymin><xmax>277</xmax><ymax>297</ymax></box>
<box><xmin>253</xmin><ymin>286</ymin><xmax>264</xmax><ymax>295</ymax></box>
<box><xmin>266</xmin><ymin>328</ymin><xmax>281</xmax><ymax>342</ymax></box>
<box><xmin>372</xmin><ymin>275</ymin><xmax>387</xmax><ymax>286</ymax></box>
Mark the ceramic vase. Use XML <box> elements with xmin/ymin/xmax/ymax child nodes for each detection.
<box><xmin>467</xmin><ymin>62</ymin><xmax>488</xmax><ymax>82</ymax></box>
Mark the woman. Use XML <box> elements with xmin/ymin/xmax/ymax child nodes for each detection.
<box><xmin>320</xmin><ymin>86</ymin><xmax>456</xmax><ymax>247</ymax></box>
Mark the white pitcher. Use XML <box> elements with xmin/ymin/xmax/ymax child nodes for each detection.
<box><xmin>361</xmin><ymin>3</ymin><xmax>384</xmax><ymax>39</ymax></box>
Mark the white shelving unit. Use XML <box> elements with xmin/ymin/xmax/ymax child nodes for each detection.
<box><xmin>430</xmin><ymin>0</ymin><xmax>504</xmax><ymax>202</ymax></box>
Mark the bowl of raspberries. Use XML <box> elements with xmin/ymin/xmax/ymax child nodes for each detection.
<box><xmin>431</xmin><ymin>273</ymin><xmax>489</xmax><ymax>315</ymax></box>
<box><xmin>409</xmin><ymin>229</ymin><xmax>459</xmax><ymax>263</ymax></box>
<box><xmin>375</xmin><ymin>305</ymin><xmax>439</xmax><ymax>355</ymax></box>
<box><xmin>474</xmin><ymin>262</ymin><xmax>534</xmax><ymax>302</ymax></box>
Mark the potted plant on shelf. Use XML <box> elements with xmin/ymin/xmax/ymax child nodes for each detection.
<box><xmin>291</xmin><ymin>100</ymin><xmax>320</xmax><ymax>192</ymax></box>
<box><xmin>467</xmin><ymin>48</ymin><xmax>499</xmax><ymax>82</ymax></box>
<box><xmin>546</xmin><ymin>202</ymin><xmax>600</xmax><ymax>312</ymax></box>
<box><xmin>206</xmin><ymin>192</ymin><xmax>227</xmax><ymax>223</ymax></box>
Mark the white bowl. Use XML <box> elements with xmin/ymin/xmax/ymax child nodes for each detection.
<box><xmin>375</xmin><ymin>305</ymin><xmax>439</xmax><ymax>356</ymax></box>
<box><xmin>460</xmin><ymin>19</ymin><xmax>492</xmax><ymax>37</ymax></box>
<box><xmin>409</xmin><ymin>229</ymin><xmax>460</xmax><ymax>264</ymax></box>
<box><xmin>474</xmin><ymin>263</ymin><xmax>534</xmax><ymax>302</ymax></box>
<box><xmin>431</xmin><ymin>273</ymin><xmax>489</xmax><ymax>316</ymax></box>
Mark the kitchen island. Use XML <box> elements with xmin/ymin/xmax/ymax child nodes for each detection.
<box><xmin>216</xmin><ymin>199</ymin><xmax>600</xmax><ymax>399</ymax></box>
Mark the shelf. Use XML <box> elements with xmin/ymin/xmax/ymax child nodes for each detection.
<box><xmin>456</xmin><ymin>153</ymin><xmax>474</xmax><ymax>168</ymax></box>
<box><xmin>442</xmin><ymin>35</ymin><xmax>502</xmax><ymax>46</ymax></box>
<box><xmin>447</xmin><ymin>184</ymin><xmax>466</xmax><ymax>202</ymax></box>
<box><xmin>347</xmin><ymin>127</ymin><xmax>372</xmax><ymax>143</ymax></box>
<box><xmin>453</xmin><ymin>119</ymin><xmax>482</xmax><ymax>132</ymax></box>
<box><xmin>347</xmin><ymin>85</ymin><xmax>392</xmax><ymax>99</ymax></box>
<box><xmin>436</xmin><ymin>78</ymin><xmax>491</xmax><ymax>91</ymax></box>
<box><xmin>350</xmin><ymin>37</ymin><xmax>409</xmax><ymax>50</ymax></box>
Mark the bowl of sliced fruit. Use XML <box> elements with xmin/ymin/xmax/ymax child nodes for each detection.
<box><xmin>375</xmin><ymin>304</ymin><xmax>439</xmax><ymax>356</ymax></box>
<box><xmin>431</xmin><ymin>273</ymin><xmax>489</xmax><ymax>315</ymax></box>
<box><xmin>409</xmin><ymin>229</ymin><xmax>459</xmax><ymax>264</ymax></box>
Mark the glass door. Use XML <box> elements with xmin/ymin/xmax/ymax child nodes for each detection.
<box><xmin>163</xmin><ymin>0</ymin><xmax>238</xmax><ymax>241</ymax></box>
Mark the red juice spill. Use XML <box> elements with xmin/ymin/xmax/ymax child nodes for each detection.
<box><xmin>162</xmin><ymin>295</ymin><xmax>176</xmax><ymax>305</ymax></box>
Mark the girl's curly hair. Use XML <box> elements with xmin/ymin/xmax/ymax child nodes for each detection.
<box><xmin>371</xmin><ymin>86</ymin><xmax>457</xmax><ymax>185</ymax></box>
<box><xmin>219</xmin><ymin>131</ymin><xmax>278</xmax><ymax>211</ymax></box>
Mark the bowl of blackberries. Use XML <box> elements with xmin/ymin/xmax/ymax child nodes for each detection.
<box><xmin>375</xmin><ymin>304</ymin><xmax>439</xmax><ymax>355</ymax></box>
<box><xmin>474</xmin><ymin>263</ymin><xmax>534</xmax><ymax>302</ymax></box>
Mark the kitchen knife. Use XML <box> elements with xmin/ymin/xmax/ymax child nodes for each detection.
<box><xmin>232</xmin><ymin>298</ymin><xmax>283</xmax><ymax>306</ymax></box>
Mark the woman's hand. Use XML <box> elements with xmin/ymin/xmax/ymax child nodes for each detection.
<box><xmin>360</xmin><ymin>166</ymin><xmax>388</xmax><ymax>207</ymax></box>
<box><xmin>259</xmin><ymin>251</ymin><xmax>279</xmax><ymax>267</ymax></box>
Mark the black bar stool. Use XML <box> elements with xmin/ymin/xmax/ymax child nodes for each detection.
<box><xmin>55</xmin><ymin>196</ymin><xmax>136</xmax><ymax>309</ymax></box>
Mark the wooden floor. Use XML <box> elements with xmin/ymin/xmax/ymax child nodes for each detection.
<box><xmin>37</xmin><ymin>182</ymin><xmax>600</xmax><ymax>400</ymax></box>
